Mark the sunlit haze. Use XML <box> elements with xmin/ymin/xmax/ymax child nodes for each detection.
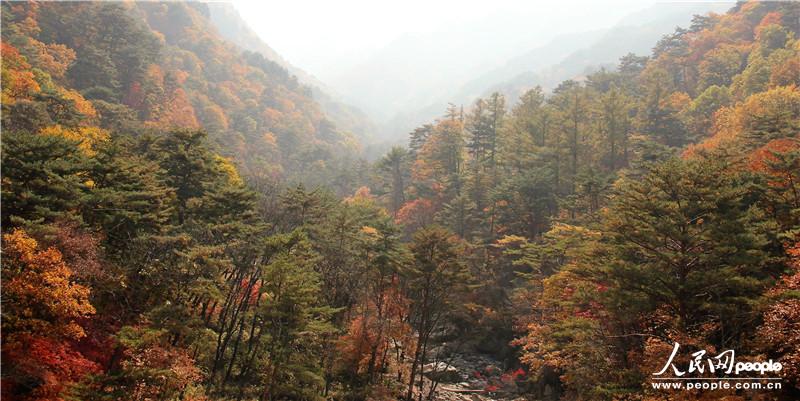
<box><xmin>232</xmin><ymin>0</ymin><xmax>655</xmax><ymax>81</ymax></box>
<box><xmin>231</xmin><ymin>0</ymin><xmax>733</xmax><ymax>132</ymax></box>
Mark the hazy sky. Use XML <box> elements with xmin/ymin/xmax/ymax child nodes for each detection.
<box><xmin>231</xmin><ymin>0</ymin><xmax>664</xmax><ymax>80</ymax></box>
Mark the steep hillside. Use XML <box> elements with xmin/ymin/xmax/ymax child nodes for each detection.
<box><xmin>206</xmin><ymin>2</ymin><xmax>376</xmax><ymax>144</ymax></box>
<box><xmin>2</xmin><ymin>1</ymin><xmax>359</xmax><ymax>185</ymax></box>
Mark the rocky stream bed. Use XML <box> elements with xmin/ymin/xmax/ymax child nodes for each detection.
<box><xmin>417</xmin><ymin>352</ymin><xmax>529</xmax><ymax>401</ymax></box>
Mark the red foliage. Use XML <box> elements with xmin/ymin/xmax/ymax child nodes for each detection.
<box><xmin>755</xmin><ymin>12</ymin><xmax>784</xmax><ymax>38</ymax></box>
<box><xmin>748</xmin><ymin>137</ymin><xmax>799</xmax><ymax>172</ymax></box>
<box><xmin>235</xmin><ymin>278</ymin><xmax>262</xmax><ymax>306</ymax></box>
<box><xmin>124</xmin><ymin>81</ymin><xmax>145</xmax><ymax>111</ymax></box>
<box><xmin>499</xmin><ymin>367</ymin><xmax>526</xmax><ymax>384</ymax></box>
<box><xmin>395</xmin><ymin>199</ymin><xmax>436</xmax><ymax>233</ymax></box>
<box><xmin>48</xmin><ymin>222</ymin><xmax>106</xmax><ymax>284</ymax></box>
<box><xmin>2</xmin><ymin>334</ymin><xmax>100</xmax><ymax>401</ymax></box>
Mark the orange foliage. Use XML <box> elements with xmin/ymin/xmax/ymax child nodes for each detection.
<box><xmin>1</xmin><ymin>43</ymin><xmax>41</xmax><ymax>103</ymax></box>
<box><xmin>145</xmin><ymin>63</ymin><xmax>165</xmax><ymax>85</ymax></box>
<box><xmin>344</xmin><ymin>186</ymin><xmax>376</xmax><ymax>205</ymax></box>
<box><xmin>686</xmin><ymin>29</ymin><xmax>725</xmax><ymax>64</ymax></box>
<box><xmin>337</xmin><ymin>282</ymin><xmax>412</xmax><ymax>377</ymax></box>
<box><xmin>171</xmin><ymin>69</ymin><xmax>190</xmax><ymax>85</ymax></box>
<box><xmin>28</xmin><ymin>41</ymin><xmax>76</xmax><ymax>79</ymax></box>
<box><xmin>770</xmin><ymin>53</ymin><xmax>800</xmax><ymax>88</ymax></box>
<box><xmin>261</xmin><ymin>107</ymin><xmax>283</xmax><ymax>126</ymax></box>
<box><xmin>262</xmin><ymin>131</ymin><xmax>278</xmax><ymax>147</ymax></box>
<box><xmin>59</xmin><ymin>88</ymin><xmax>97</xmax><ymax>118</ymax></box>
<box><xmin>147</xmin><ymin>88</ymin><xmax>200</xmax><ymax>129</ymax></box>
<box><xmin>337</xmin><ymin>315</ymin><xmax>376</xmax><ymax>373</ymax></box>
<box><xmin>395</xmin><ymin>198</ymin><xmax>436</xmax><ymax>232</ymax></box>
<box><xmin>663</xmin><ymin>91</ymin><xmax>691</xmax><ymax>111</ymax></box>
<box><xmin>756</xmin><ymin>12</ymin><xmax>783</xmax><ymax>36</ymax></box>
<box><xmin>278</xmin><ymin>98</ymin><xmax>296</xmax><ymax>112</ymax></box>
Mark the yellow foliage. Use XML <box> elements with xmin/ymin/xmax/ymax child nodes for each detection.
<box><xmin>214</xmin><ymin>155</ymin><xmax>244</xmax><ymax>186</ymax></box>
<box><xmin>361</xmin><ymin>225</ymin><xmax>378</xmax><ymax>235</ymax></box>
<box><xmin>736</xmin><ymin>85</ymin><xmax>800</xmax><ymax>131</ymax></box>
<box><xmin>39</xmin><ymin>125</ymin><xmax>110</xmax><ymax>156</ymax></box>
<box><xmin>495</xmin><ymin>235</ymin><xmax>528</xmax><ymax>247</ymax></box>
<box><xmin>202</xmin><ymin>104</ymin><xmax>229</xmax><ymax>131</ymax></box>
<box><xmin>663</xmin><ymin>91</ymin><xmax>692</xmax><ymax>111</ymax></box>
<box><xmin>2</xmin><ymin>229</ymin><xmax>95</xmax><ymax>340</ymax></box>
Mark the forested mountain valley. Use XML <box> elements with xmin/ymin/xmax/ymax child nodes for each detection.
<box><xmin>377</xmin><ymin>2</ymin><xmax>734</xmax><ymax>144</ymax></box>
<box><xmin>1</xmin><ymin>1</ymin><xmax>799</xmax><ymax>401</ymax></box>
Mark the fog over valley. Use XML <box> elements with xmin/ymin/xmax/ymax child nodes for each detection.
<box><xmin>231</xmin><ymin>0</ymin><xmax>732</xmax><ymax>153</ymax></box>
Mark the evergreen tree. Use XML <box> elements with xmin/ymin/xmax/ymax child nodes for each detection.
<box><xmin>549</xmin><ymin>80</ymin><xmax>588</xmax><ymax>194</ymax></box>
<box><xmin>408</xmin><ymin>124</ymin><xmax>433</xmax><ymax>157</ymax></box>
<box><xmin>1</xmin><ymin>131</ymin><xmax>91</xmax><ymax>227</ymax></box>
<box><xmin>600</xmin><ymin>157</ymin><xmax>775</xmax><ymax>342</ymax></box>
<box><xmin>377</xmin><ymin>146</ymin><xmax>408</xmax><ymax>216</ymax></box>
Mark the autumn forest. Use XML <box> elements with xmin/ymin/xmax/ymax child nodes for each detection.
<box><xmin>1</xmin><ymin>1</ymin><xmax>799</xmax><ymax>401</ymax></box>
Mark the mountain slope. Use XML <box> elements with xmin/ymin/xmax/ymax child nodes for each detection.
<box><xmin>2</xmin><ymin>1</ymin><xmax>359</xmax><ymax>183</ymax></box>
<box><xmin>206</xmin><ymin>2</ymin><xmax>376</xmax><ymax>144</ymax></box>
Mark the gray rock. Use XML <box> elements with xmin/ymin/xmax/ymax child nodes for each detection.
<box><xmin>423</xmin><ymin>361</ymin><xmax>461</xmax><ymax>383</ymax></box>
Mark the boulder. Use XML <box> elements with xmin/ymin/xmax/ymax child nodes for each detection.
<box><xmin>423</xmin><ymin>361</ymin><xmax>461</xmax><ymax>383</ymax></box>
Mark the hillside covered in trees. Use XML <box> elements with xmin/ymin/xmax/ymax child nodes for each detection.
<box><xmin>1</xmin><ymin>1</ymin><xmax>799</xmax><ymax>401</ymax></box>
<box><xmin>2</xmin><ymin>1</ymin><xmax>363</xmax><ymax>190</ymax></box>
<box><xmin>205</xmin><ymin>2</ymin><xmax>377</xmax><ymax>146</ymax></box>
